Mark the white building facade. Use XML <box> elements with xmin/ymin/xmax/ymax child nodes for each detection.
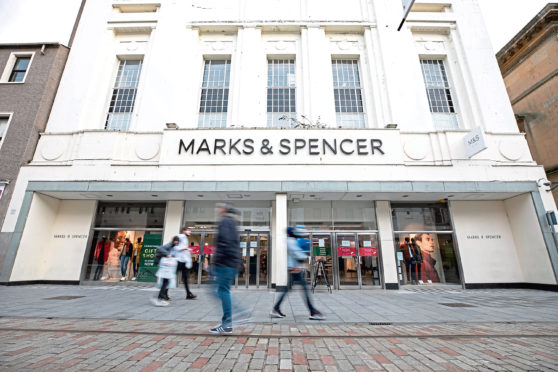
<box><xmin>1</xmin><ymin>0</ymin><xmax>557</xmax><ymax>290</ymax></box>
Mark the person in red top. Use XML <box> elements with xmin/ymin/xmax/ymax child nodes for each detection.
<box><xmin>414</xmin><ymin>233</ymin><xmax>440</xmax><ymax>283</ymax></box>
<box><xmin>93</xmin><ymin>236</ymin><xmax>110</xmax><ymax>280</ymax></box>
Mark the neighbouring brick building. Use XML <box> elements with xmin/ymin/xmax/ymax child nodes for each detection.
<box><xmin>0</xmin><ymin>43</ymin><xmax>71</xmax><ymax>269</ymax></box>
<box><xmin>497</xmin><ymin>3</ymin><xmax>558</xmax><ymax>206</ymax></box>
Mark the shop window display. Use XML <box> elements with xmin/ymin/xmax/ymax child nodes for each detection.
<box><xmin>84</xmin><ymin>202</ymin><xmax>165</xmax><ymax>282</ymax></box>
<box><xmin>392</xmin><ymin>203</ymin><xmax>460</xmax><ymax>285</ymax></box>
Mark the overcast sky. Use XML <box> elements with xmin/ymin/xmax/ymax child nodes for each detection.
<box><xmin>0</xmin><ymin>0</ymin><xmax>552</xmax><ymax>52</ymax></box>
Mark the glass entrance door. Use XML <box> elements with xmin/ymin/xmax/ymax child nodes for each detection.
<box><xmin>358</xmin><ymin>233</ymin><xmax>381</xmax><ymax>287</ymax></box>
<box><xmin>336</xmin><ymin>234</ymin><xmax>359</xmax><ymax>287</ymax></box>
<box><xmin>237</xmin><ymin>232</ymin><xmax>270</xmax><ymax>288</ymax></box>
<box><xmin>199</xmin><ymin>233</ymin><xmax>216</xmax><ymax>285</ymax></box>
<box><xmin>309</xmin><ymin>233</ymin><xmax>334</xmax><ymax>290</ymax></box>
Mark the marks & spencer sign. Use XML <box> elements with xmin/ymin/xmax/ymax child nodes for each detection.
<box><xmin>162</xmin><ymin>129</ymin><xmax>403</xmax><ymax>165</ymax></box>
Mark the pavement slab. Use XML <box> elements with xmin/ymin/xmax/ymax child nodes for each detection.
<box><xmin>0</xmin><ymin>285</ymin><xmax>557</xmax><ymax>371</ymax></box>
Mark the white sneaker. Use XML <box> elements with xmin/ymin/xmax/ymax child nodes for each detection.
<box><xmin>158</xmin><ymin>300</ymin><xmax>169</xmax><ymax>306</ymax></box>
<box><xmin>418</xmin><ymin>280</ymin><xmax>424</xmax><ymax>285</ymax></box>
<box><xmin>100</xmin><ymin>276</ymin><xmax>107</xmax><ymax>280</ymax></box>
<box><xmin>131</xmin><ymin>277</ymin><xmax>136</xmax><ymax>281</ymax></box>
<box><xmin>427</xmin><ymin>280</ymin><xmax>432</xmax><ymax>284</ymax></box>
<box><xmin>120</xmin><ymin>277</ymin><xmax>126</xmax><ymax>281</ymax></box>
<box><xmin>150</xmin><ymin>298</ymin><xmax>169</xmax><ymax>307</ymax></box>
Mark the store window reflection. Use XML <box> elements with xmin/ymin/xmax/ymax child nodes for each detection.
<box><xmin>392</xmin><ymin>203</ymin><xmax>460</xmax><ymax>285</ymax></box>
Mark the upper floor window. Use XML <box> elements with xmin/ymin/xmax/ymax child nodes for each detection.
<box><xmin>198</xmin><ymin>59</ymin><xmax>230</xmax><ymax>128</ymax></box>
<box><xmin>1</xmin><ymin>53</ymin><xmax>34</xmax><ymax>83</ymax></box>
<box><xmin>0</xmin><ymin>116</ymin><xmax>9</xmax><ymax>149</ymax></box>
<box><xmin>9</xmin><ymin>57</ymin><xmax>31</xmax><ymax>82</ymax></box>
<box><xmin>332</xmin><ymin>59</ymin><xmax>365</xmax><ymax>128</ymax></box>
<box><xmin>420</xmin><ymin>59</ymin><xmax>458</xmax><ymax>130</ymax></box>
<box><xmin>105</xmin><ymin>59</ymin><xmax>143</xmax><ymax>131</ymax></box>
<box><xmin>267</xmin><ymin>59</ymin><xmax>296</xmax><ymax>128</ymax></box>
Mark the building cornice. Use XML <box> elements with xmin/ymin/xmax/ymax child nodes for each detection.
<box><xmin>497</xmin><ymin>4</ymin><xmax>558</xmax><ymax>75</ymax></box>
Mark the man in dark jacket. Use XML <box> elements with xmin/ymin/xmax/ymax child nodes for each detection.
<box><xmin>210</xmin><ymin>203</ymin><xmax>242</xmax><ymax>334</ymax></box>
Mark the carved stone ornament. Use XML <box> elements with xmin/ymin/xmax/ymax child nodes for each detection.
<box><xmin>135</xmin><ymin>139</ymin><xmax>160</xmax><ymax>160</ymax></box>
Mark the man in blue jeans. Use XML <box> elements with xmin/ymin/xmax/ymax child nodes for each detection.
<box><xmin>210</xmin><ymin>203</ymin><xmax>243</xmax><ymax>334</ymax></box>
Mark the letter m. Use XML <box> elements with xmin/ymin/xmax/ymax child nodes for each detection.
<box><xmin>179</xmin><ymin>139</ymin><xmax>195</xmax><ymax>154</ymax></box>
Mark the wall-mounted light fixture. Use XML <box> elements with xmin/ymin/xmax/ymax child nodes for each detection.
<box><xmin>385</xmin><ymin>123</ymin><xmax>398</xmax><ymax>129</ymax></box>
<box><xmin>166</xmin><ymin>122</ymin><xmax>179</xmax><ymax>129</ymax></box>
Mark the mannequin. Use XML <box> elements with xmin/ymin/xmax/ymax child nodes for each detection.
<box><xmin>93</xmin><ymin>236</ymin><xmax>110</xmax><ymax>280</ymax></box>
<box><xmin>131</xmin><ymin>237</ymin><xmax>143</xmax><ymax>280</ymax></box>
<box><xmin>120</xmin><ymin>238</ymin><xmax>133</xmax><ymax>281</ymax></box>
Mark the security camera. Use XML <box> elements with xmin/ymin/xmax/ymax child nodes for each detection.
<box><xmin>543</xmin><ymin>181</ymin><xmax>551</xmax><ymax>187</ymax></box>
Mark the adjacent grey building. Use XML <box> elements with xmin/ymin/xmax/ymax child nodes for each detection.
<box><xmin>0</xmin><ymin>43</ymin><xmax>70</xmax><ymax>269</ymax></box>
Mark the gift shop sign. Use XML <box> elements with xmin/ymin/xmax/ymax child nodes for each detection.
<box><xmin>161</xmin><ymin>129</ymin><xmax>404</xmax><ymax>165</ymax></box>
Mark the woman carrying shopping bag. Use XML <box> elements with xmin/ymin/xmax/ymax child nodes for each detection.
<box><xmin>151</xmin><ymin>236</ymin><xmax>179</xmax><ymax>307</ymax></box>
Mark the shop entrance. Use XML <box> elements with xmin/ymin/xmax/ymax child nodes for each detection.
<box><xmin>308</xmin><ymin>232</ymin><xmax>381</xmax><ymax>290</ymax></box>
<box><xmin>189</xmin><ymin>230</ymin><xmax>270</xmax><ymax>288</ymax></box>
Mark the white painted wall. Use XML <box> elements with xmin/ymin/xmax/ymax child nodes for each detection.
<box><xmin>376</xmin><ymin>200</ymin><xmax>398</xmax><ymax>285</ymax></box>
<box><xmin>42</xmin><ymin>200</ymin><xmax>96</xmax><ymax>280</ymax></box>
<box><xmin>273</xmin><ymin>194</ymin><xmax>288</xmax><ymax>286</ymax></box>
<box><xmin>10</xmin><ymin>196</ymin><xmax>95</xmax><ymax>282</ymax></box>
<box><xmin>163</xmin><ymin>201</ymin><xmax>183</xmax><ymax>244</ymax></box>
<box><xmin>451</xmin><ymin>200</ymin><xmax>523</xmax><ymax>283</ymax></box>
<box><xmin>505</xmin><ymin>194</ymin><xmax>556</xmax><ymax>284</ymax></box>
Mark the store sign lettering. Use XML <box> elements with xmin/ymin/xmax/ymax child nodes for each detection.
<box><xmin>53</xmin><ymin>234</ymin><xmax>88</xmax><ymax>239</ymax></box>
<box><xmin>466</xmin><ymin>235</ymin><xmax>502</xmax><ymax>240</ymax></box>
<box><xmin>178</xmin><ymin>138</ymin><xmax>385</xmax><ymax>156</ymax></box>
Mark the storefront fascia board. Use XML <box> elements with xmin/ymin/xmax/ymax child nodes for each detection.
<box><xmin>24</xmin><ymin>180</ymin><xmax>539</xmax><ymax>195</ymax></box>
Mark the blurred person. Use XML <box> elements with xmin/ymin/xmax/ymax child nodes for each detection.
<box><xmin>209</xmin><ymin>203</ymin><xmax>245</xmax><ymax>334</ymax></box>
<box><xmin>411</xmin><ymin>237</ymin><xmax>423</xmax><ymax>284</ymax></box>
<box><xmin>131</xmin><ymin>237</ymin><xmax>142</xmax><ymax>280</ymax></box>
<box><xmin>120</xmin><ymin>238</ymin><xmax>133</xmax><ymax>281</ymax></box>
<box><xmin>414</xmin><ymin>233</ymin><xmax>440</xmax><ymax>283</ymax></box>
<box><xmin>93</xmin><ymin>236</ymin><xmax>110</xmax><ymax>280</ymax></box>
<box><xmin>175</xmin><ymin>227</ymin><xmax>197</xmax><ymax>299</ymax></box>
<box><xmin>400</xmin><ymin>236</ymin><xmax>416</xmax><ymax>284</ymax></box>
<box><xmin>270</xmin><ymin>226</ymin><xmax>325</xmax><ymax>320</ymax></box>
<box><xmin>151</xmin><ymin>236</ymin><xmax>179</xmax><ymax>306</ymax></box>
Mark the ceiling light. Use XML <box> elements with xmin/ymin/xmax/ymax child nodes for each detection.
<box><xmin>151</xmin><ymin>194</ymin><xmax>158</xmax><ymax>197</ymax></box>
<box><xmin>197</xmin><ymin>194</ymin><xmax>204</xmax><ymax>197</ymax></box>
<box><xmin>356</xmin><ymin>194</ymin><xmax>363</xmax><ymax>198</ymax></box>
<box><xmin>227</xmin><ymin>194</ymin><xmax>243</xmax><ymax>199</ymax></box>
<box><xmin>402</xmin><ymin>195</ymin><xmax>409</xmax><ymax>198</ymax></box>
<box><xmin>106</xmin><ymin>194</ymin><xmax>113</xmax><ymax>197</ymax></box>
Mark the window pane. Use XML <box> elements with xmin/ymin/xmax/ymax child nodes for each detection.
<box><xmin>420</xmin><ymin>59</ymin><xmax>458</xmax><ymax>129</ymax></box>
<box><xmin>105</xmin><ymin>59</ymin><xmax>143</xmax><ymax>130</ymax></box>
<box><xmin>391</xmin><ymin>203</ymin><xmax>453</xmax><ymax>232</ymax></box>
<box><xmin>332</xmin><ymin>60</ymin><xmax>365</xmax><ymax>128</ymax></box>
<box><xmin>0</xmin><ymin>117</ymin><xmax>8</xmax><ymax>143</ymax></box>
<box><xmin>198</xmin><ymin>60</ymin><xmax>231</xmax><ymax>127</ymax></box>
<box><xmin>267</xmin><ymin>59</ymin><xmax>296</xmax><ymax>128</ymax></box>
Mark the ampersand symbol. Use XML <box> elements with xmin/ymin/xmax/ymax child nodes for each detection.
<box><xmin>261</xmin><ymin>139</ymin><xmax>273</xmax><ymax>155</ymax></box>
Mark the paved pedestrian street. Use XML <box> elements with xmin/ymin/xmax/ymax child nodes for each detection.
<box><xmin>0</xmin><ymin>285</ymin><xmax>557</xmax><ymax>371</ymax></box>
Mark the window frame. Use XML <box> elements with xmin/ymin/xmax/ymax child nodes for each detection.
<box><xmin>266</xmin><ymin>58</ymin><xmax>297</xmax><ymax>128</ymax></box>
<box><xmin>419</xmin><ymin>58</ymin><xmax>460</xmax><ymax>130</ymax></box>
<box><xmin>104</xmin><ymin>58</ymin><xmax>144</xmax><ymax>131</ymax></box>
<box><xmin>0</xmin><ymin>113</ymin><xmax>13</xmax><ymax>151</ymax></box>
<box><xmin>197</xmin><ymin>58</ymin><xmax>232</xmax><ymax>128</ymax></box>
<box><xmin>0</xmin><ymin>52</ymin><xmax>35</xmax><ymax>84</ymax></box>
<box><xmin>331</xmin><ymin>58</ymin><xmax>367</xmax><ymax>129</ymax></box>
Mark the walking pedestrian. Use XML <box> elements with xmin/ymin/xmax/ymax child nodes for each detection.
<box><xmin>151</xmin><ymin>236</ymin><xmax>179</xmax><ymax>307</ymax></box>
<box><xmin>176</xmin><ymin>227</ymin><xmax>197</xmax><ymax>299</ymax></box>
<box><xmin>270</xmin><ymin>226</ymin><xmax>325</xmax><ymax>320</ymax></box>
<box><xmin>209</xmin><ymin>203</ymin><xmax>245</xmax><ymax>334</ymax></box>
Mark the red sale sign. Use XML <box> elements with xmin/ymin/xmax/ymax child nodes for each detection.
<box><xmin>360</xmin><ymin>247</ymin><xmax>377</xmax><ymax>257</ymax></box>
<box><xmin>338</xmin><ymin>246</ymin><xmax>356</xmax><ymax>256</ymax></box>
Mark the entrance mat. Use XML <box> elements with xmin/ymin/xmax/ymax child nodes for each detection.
<box><xmin>439</xmin><ymin>302</ymin><xmax>476</xmax><ymax>307</ymax></box>
<box><xmin>44</xmin><ymin>296</ymin><xmax>85</xmax><ymax>300</ymax></box>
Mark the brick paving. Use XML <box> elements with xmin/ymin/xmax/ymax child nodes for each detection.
<box><xmin>0</xmin><ymin>285</ymin><xmax>558</xmax><ymax>370</ymax></box>
<box><xmin>0</xmin><ymin>317</ymin><xmax>557</xmax><ymax>371</ymax></box>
